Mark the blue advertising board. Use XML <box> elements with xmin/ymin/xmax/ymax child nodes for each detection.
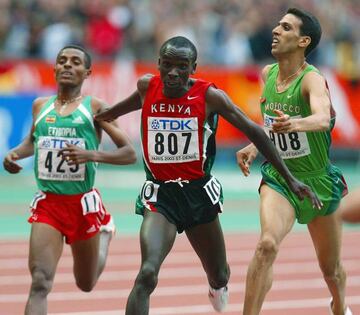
<box><xmin>0</xmin><ymin>94</ymin><xmax>37</xmax><ymax>168</ymax></box>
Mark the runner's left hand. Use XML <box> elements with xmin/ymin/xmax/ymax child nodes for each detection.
<box><xmin>272</xmin><ymin>109</ymin><xmax>296</xmax><ymax>133</ymax></box>
<box><xmin>60</xmin><ymin>143</ymin><xmax>92</xmax><ymax>165</ymax></box>
<box><xmin>287</xmin><ymin>178</ymin><xmax>323</xmax><ymax>210</ymax></box>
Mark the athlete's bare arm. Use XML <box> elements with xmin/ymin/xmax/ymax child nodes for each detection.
<box><xmin>206</xmin><ymin>86</ymin><xmax>322</xmax><ymax>208</ymax></box>
<box><xmin>272</xmin><ymin>71</ymin><xmax>331</xmax><ymax>133</ymax></box>
<box><xmin>3</xmin><ymin>97</ymin><xmax>49</xmax><ymax>173</ymax></box>
<box><xmin>261</xmin><ymin>65</ymin><xmax>272</xmax><ymax>83</ymax></box>
<box><xmin>60</xmin><ymin>97</ymin><xmax>137</xmax><ymax>166</ymax></box>
<box><xmin>236</xmin><ymin>65</ymin><xmax>271</xmax><ymax>176</ymax></box>
<box><xmin>206</xmin><ymin>86</ymin><xmax>291</xmax><ymax>181</ymax></box>
<box><xmin>94</xmin><ymin>74</ymin><xmax>153</xmax><ymax>122</ymax></box>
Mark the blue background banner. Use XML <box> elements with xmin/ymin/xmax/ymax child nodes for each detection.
<box><xmin>0</xmin><ymin>95</ymin><xmax>36</xmax><ymax>163</ymax></box>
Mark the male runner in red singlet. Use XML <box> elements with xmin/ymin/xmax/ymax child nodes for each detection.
<box><xmin>95</xmin><ymin>36</ymin><xmax>321</xmax><ymax>314</ymax></box>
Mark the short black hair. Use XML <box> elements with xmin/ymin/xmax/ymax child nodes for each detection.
<box><xmin>287</xmin><ymin>7</ymin><xmax>322</xmax><ymax>56</ymax></box>
<box><xmin>159</xmin><ymin>36</ymin><xmax>197</xmax><ymax>63</ymax></box>
<box><xmin>57</xmin><ymin>45</ymin><xmax>92</xmax><ymax>69</ymax></box>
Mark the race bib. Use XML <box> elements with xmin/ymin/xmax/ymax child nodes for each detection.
<box><xmin>147</xmin><ymin>117</ymin><xmax>199</xmax><ymax>163</ymax></box>
<box><xmin>203</xmin><ymin>176</ymin><xmax>222</xmax><ymax>205</ymax></box>
<box><xmin>140</xmin><ymin>181</ymin><xmax>159</xmax><ymax>203</ymax></box>
<box><xmin>263</xmin><ymin>114</ymin><xmax>311</xmax><ymax>159</ymax></box>
<box><xmin>81</xmin><ymin>190</ymin><xmax>102</xmax><ymax>215</ymax></box>
<box><xmin>37</xmin><ymin>136</ymin><xmax>86</xmax><ymax>181</ymax></box>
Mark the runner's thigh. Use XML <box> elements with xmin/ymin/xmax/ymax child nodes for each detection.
<box><xmin>259</xmin><ymin>185</ymin><xmax>295</xmax><ymax>241</ymax></box>
<box><xmin>29</xmin><ymin>222</ymin><xmax>63</xmax><ymax>277</ymax></box>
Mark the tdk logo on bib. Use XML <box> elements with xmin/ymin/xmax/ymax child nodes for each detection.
<box><xmin>264</xmin><ymin>115</ymin><xmax>275</xmax><ymax>127</ymax></box>
<box><xmin>150</xmin><ymin>118</ymin><xmax>194</xmax><ymax>131</ymax></box>
<box><xmin>151</xmin><ymin>119</ymin><xmax>160</xmax><ymax>130</ymax></box>
<box><xmin>41</xmin><ymin>138</ymin><xmax>52</xmax><ymax>148</ymax></box>
<box><xmin>39</xmin><ymin>137</ymin><xmax>82</xmax><ymax>149</ymax></box>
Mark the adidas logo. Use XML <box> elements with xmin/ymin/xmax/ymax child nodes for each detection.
<box><xmin>86</xmin><ymin>225</ymin><xmax>97</xmax><ymax>233</ymax></box>
<box><xmin>72</xmin><ymin>116</ymin><xmax>85</xmax><ymax>124</ymax></box>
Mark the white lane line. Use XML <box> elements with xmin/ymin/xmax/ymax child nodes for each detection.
<box><xmin>1</xmin><ymin>231</ymin><xmax>360</xmax><ymax>256</ymax></box>
<box><xmin>47</xmin><ymin>296</ymin><xmax>360</xmax><ymax>314</ymax></box>
<box><xmin>1</xmin><ymin>259</ymin><xmax>360</xmax><ymax>286</ymax></box>
<box><xmin>2</xmin><ymin>275</ymin><xmax>360</xmax><ymax>303</ymax></box>
<box><xmin>1</xmin><ymin>257</ymin><xmax>360</xmax><ymax>286</ymax></box>
<box><xmin>1</xmin><ymin>246</ymin><xmax>360</xmax><ymax>269</ymax></box>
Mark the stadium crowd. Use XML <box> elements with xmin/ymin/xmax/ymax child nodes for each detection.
<box><xmin>0</xmin><ymin>0</ymin><xmax>359</xmax><ymax>79</ymax></box>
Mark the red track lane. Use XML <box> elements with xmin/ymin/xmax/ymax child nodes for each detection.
<box><xmin>1</xmin><ymin>231</ymin><xmax>360</xmax><ymax>315</ymax></box>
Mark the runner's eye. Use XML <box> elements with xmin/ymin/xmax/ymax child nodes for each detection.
<box><xmin>161</xmin><ymin>61</ymin><xmax>171</xmax><ymax>68</ymax></box>
<box><xmin>283</xmin><ymin>24</ymin><xmax>290</xmax><ymax>31</ymax></box>
<box><xmin>72</xmin><ymin>58</ymin><xmax>82</xmax><ymax>66</ymax></box>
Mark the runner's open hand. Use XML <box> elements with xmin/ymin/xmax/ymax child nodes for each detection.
<box><xmin>287</xmin><ymin>178</ymin><xmax>323</xmax><ymax>210</ymax></box>
<box><xmin>236</xmin><ymin>145</ymin><xmax>258</xmax><ymax>177</ymax></box>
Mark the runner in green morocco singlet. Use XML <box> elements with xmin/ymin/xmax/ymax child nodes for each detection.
<box><xmin>236</xmin><ymin>8</ymin><xmax>352</xmax><ymax>315</ymax></box>
<box><xmin>34</xmin><ymin>95</ymin><xmax>98</xmax><ymax>194</ymax></box>
<box><xmin>260</xmin><ymin>63</ymin><xmax>347</xmax><ymax>224</ymax></box>
<box><xmin>261</xmin><ymin>63</ymin><xmax>330</xmax><ymax>172</ymax></box>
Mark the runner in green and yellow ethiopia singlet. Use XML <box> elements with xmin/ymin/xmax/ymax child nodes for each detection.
<box><xmin>33</xmin><ymin>96</ymin><xmax>98</xmax><ymax>195</ymax></box>
<box><xmin>260</xmin><ymin>64</ymin><xmax>347</xmax><ymax>223</ymax></box>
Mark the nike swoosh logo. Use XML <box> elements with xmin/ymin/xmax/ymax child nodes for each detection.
<box><xmin>187</xmin><ymin>96</ymin><xmax>198</xmax><ymax>100</ymax></box>
<box><xmin>287</xmin><ymin>94</ymin><xmax>293</xmax><ymax>99</ymax></box>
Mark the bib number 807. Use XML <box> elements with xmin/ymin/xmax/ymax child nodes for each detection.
<box><xmin>154</xmin><ymin>132</ymin><xmax>191</xmax><ymax>155</ymax></box>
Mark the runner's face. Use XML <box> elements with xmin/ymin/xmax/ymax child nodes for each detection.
<box><xmin>271</xmin><ymin>14</ymin><xmax>303</xmax><ymax>56</ymax></box>
<box><xmin>158</xmin><ymin>45</ymin><xmax>196</xmax><ymax>97</ymax></box>
<box><xmin>54</xmin><ymin>48</ymin><xmax>90</xmax><ymax>87</ymax></box>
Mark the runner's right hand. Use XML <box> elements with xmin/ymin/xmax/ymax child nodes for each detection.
<box><xmin>236</xmin><ymin>145</ymin><xmax>258</xmax><ymax>176</ymax></box>
<box><xmin>94</xmin><ymin>108</ymin><xmax>115</xmax><ymax>122</ymax></box>
<box><xmin>287</xmin><ymin>178</ymin><xmax>323</xmax><ymax>210</ymax></box>
<box><xmin>3</xmin><ymin>152</ymin><xmax>23</xmax><ymax>174</ymax></box>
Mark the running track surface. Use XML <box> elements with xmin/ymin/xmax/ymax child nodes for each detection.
<box><xmin>1</xmin><ymin>231</ymin><xmax>360</xmax><ymax>315</ymax></box>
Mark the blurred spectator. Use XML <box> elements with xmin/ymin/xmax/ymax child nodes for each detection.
<box><xmin>0</xmin><ymin>0</ymin><xmax>358</xmax><ymax>78</ymax></box>
<box><xmin>79</xmin><ymin>0</ymin><xmax>132</xmax><ymax>59</ymax></box>
<box><xmin>3</xmin><ymin>1</ymin><xmax>30</xmax><ymax>58</ymax></box>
